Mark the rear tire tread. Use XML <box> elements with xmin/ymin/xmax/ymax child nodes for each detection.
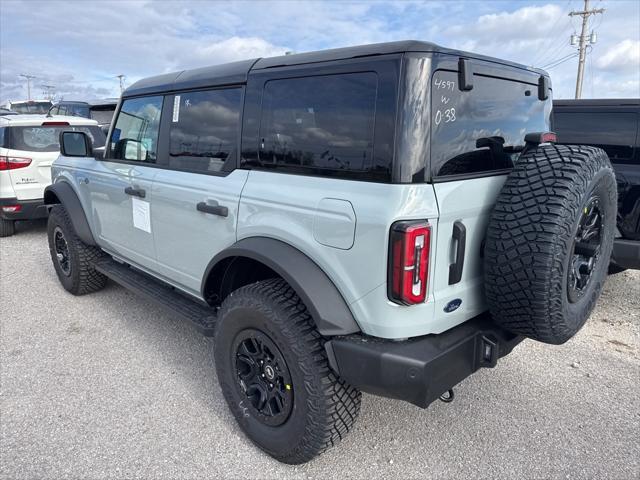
<box><xmin>484</xmin><ymin>144</ymin><xmax>616</xmax><ymax>344</ymax></box>
<box><xmin>217</xmin><ymin>278</ymin><xmax>361</xmax><ymax>464</ymax></box>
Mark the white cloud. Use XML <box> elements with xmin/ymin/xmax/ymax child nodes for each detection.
<box><xmin>0</xmin><ymin>1</ymin><xmax>638</xmax><ymax>102</ymax></box>
<box><xmin>596</xmin><ymin>39</ymin><xmax>640</xmax><ymax>73</ymax></box>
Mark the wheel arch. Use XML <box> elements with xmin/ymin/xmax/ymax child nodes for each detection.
<box><xmin>202</xmin><ymin>237</ymin><xmax>361</xmax><ymax>336</ymax></box>
<box><xmin>44</xmin><ymin>182</ymin><xmax>97</xmax><ymax>246</ymax></box>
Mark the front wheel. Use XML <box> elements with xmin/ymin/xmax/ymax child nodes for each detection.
<box><xmin>47</xmin><ymin>205</ymin><xmax>107</xmax><ymax>295</ymax></box>
<box><xmin>214</xmin><ymin>279</ymin><xmax>361</xmax><ymax>464</ymax></box>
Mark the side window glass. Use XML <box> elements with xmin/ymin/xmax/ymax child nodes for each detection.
<box><xmin>67</xmin><ymin>104</ymin><xmax>90</xmax><ymax>118</ymax></box>
<box><xmin>169</xmin><ymin>89</ymin><xmax>241</xmax><ymax>173</ymax></box>
<box><xmin>554</xmin><ymin>112</ymin><xmax>637</xmax><ymax>163</ymax></box>
<box><xmin>259</xmin><ymin>73</ymin><xmax>377</xmax><ymax>173</ymax></box>
<box><xmin>57</xmin><ymin>106</ymin><xmax>67</xmax><ymax>115</ymax></box>
<box><xmin>110</xmin><ymin>96</ymin><xmax>163</xmax><ymax>163</ymax></box>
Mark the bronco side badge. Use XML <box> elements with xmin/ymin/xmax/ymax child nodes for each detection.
<box><xmin>444</xmin><ymin>299</ymin><xmax>462</xmax><ymax>313</ymax></box>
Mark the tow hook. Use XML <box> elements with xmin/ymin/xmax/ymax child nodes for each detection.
<box><xmin>439</xmin><ymin>389</ymin><xmax>454</xmax><ymax>403</ymax></box>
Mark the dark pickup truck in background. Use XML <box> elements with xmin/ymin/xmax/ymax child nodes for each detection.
<box><xmin>554</xmin><ymin>99</ymin><xmax>640</xmax><ymax>271</ymax></box>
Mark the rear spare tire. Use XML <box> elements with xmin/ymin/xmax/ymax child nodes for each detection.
<box><xmin>484</xmin><ymin>145</ymin><xmax>616</xmax><ymax>344</ymax></box>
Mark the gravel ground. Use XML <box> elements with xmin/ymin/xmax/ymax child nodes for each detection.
<box><xmin>1</xmin><ymin>220</ymin><xmax>639</xmax><ymax>479</ymax></box>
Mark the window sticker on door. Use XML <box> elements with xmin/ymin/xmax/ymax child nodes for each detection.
<box><xmin>172</xmin><ymin>95</ymin><xmax>180</xmax><ymax>122</ymax></box>
<box><xmin>132</xmin><ymin>197</ymin><xmax>151</xmax><ymax>233</ymax></box>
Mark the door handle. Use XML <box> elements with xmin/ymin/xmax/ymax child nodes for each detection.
<box><xmin>197</xmin><ymin>201</ymin><xmax>228</xmax><ymax>217</ymax></box>
<box><xmin>124</xmin><ymin>186</ymin><xmax>146</xmax><ymax>198</ymax></box>
<box><xmin>448</xmin><ymin>220</ymin><xmax>466</xmax><ymax>285</ymax></box>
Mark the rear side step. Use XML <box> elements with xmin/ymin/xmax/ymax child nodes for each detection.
<box><xmin>94</xmin><ymin>258</ymin><xmax>217</xmax><ymax>336</ymax></box>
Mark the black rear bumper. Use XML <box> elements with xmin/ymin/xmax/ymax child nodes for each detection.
<box><xmin>0</xmin><ymin>198</ymin><xmax>48</xmax><ymax>221</ymax></box>
<box><xmin>611</xmin><ymin>238</ymin><xmax>640</xmax><ymax>270</ymax></box>
<box><xmin>325</xmin><ymin>314</ymin><xmax>523</xmax><ymax>408</ymax></box>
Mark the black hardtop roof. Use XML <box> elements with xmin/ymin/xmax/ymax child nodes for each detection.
<box><xmin>124</xmin><ymin>40</ymin><xmax>547</xmax><ymax>98</ymax></box>
<box><xmin>554</xmin><ymin>98</ymin><xmax>640</xmax><ymax>107</ymax></box>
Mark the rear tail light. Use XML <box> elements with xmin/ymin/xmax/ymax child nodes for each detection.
<box><xmin>0</xmin><ymin>156</ymin><xmax>32</xmax><ymax>170</ymax></box>
<box><xmin>388</xmin><ymin>220</ymin><xmax>430</xmax><ymax>305</ymax></box>
<box><xmin>1</xmin><ymin>205</ymin><xmax>21</xmax><ymax>213</ymax></box>
<box><xmin>41</xmin><ymin>121</ymin><xmax>69</xmax><ymax>126</ymax></box>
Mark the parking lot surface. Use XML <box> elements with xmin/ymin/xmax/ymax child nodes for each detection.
<box><xmin>1</xmin><ymin>220</ymin><xmax>639</xmax><ymax>479</ymax></box>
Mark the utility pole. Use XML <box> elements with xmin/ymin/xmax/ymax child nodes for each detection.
<box><xmin>19</xmin><ymin>74</ymin><xmax>36</xmax><ymax>100</ymax></box>
<box><xmin>41</xmin><ymin>84</ymin><xmax>55</xmax><ymax>101</ymax></box>
<box><xmin>116</xmin><ymin>74</ymin><xmax>125</xmax><ymax>93</ymax></box>
<box><xmin>569</xmin><ymin>0</ymin><xmax>604</xmax><ymax>99</ymax></box>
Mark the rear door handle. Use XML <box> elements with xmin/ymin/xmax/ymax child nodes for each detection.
<box><xmin>197</xmin><ymin>201</ymin><xmax>228</xmax><ymax>217</ymax></box>
<box><xmin>124</xmin><ymin>186</ymin><xmax>146</xmax><ymax>198</ymax></box>
<box><xmin>448</xmin><ymin>220</ymin><xmax>466</xmax><ymax>285</ymax></box>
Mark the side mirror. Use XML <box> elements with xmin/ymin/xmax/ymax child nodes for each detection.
<box><xmin>115</xmin><ymin>138</ymin><xmax>148</xmax><ymax>161</ymax></box>
<box><xmin>60</xmin><ymin>131</ymin><xmax>93</xmax><ymax>157</ymax></box>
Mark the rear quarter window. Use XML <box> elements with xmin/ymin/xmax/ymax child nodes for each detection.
<box><xmin>258</xmin><ymin>72</ymin><xmax>378</xmax><ymax>175</ymax></box>
<box><xmin>431</xmin><ymin>70</ymin><xmax>551</xmax><ymax>178</ymax></box>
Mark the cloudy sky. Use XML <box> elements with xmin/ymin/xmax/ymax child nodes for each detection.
<box><xmin>0</xmin><ymin>0</ymin><xmax>638</xmax><ymax>104</ymax></box>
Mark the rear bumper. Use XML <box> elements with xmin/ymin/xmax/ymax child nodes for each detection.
<box><xmin>611</xmin><ymin>238</ymin><xmax>640</xmax><ymax>270</ymax></box>
<box><xmin>0</xmin><ymin>197</ymin><xmax>48</xmax><ymax>220</ymax></box>
<box><xmin>325</xmin><ymin>314</ymin><xmax>523</xmax><ymax>408</ymax></box>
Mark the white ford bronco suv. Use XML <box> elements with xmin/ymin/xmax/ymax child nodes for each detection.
<box><xmin>44</xmin><ymin>41</ymin><xmax>617</xmax><ymax>464</ymax></box>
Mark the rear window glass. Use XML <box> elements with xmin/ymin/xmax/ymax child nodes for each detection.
<box><xmin>169</xmin><ymin>88</ymin><xmax>241</xmax><ymax>173</ymax></box>
<box><xmin>7</xmin><ymin>125</ymin><xmax>106</xmax><ymax>152</ymax></box>
<box><xmin>553</xmin><ymin>111</ymin><xmax>637</xmax><ymax>163</ymax></box>
<box><xmin>11</xmin><ymin>102</ymin><xmax>52</xmax><ymax>114</ymax></box>
<box><xmin>258</xmin><ymin>73</ymin><xmax>377</xmax><ymax>173</ymax></box>
<box><xmin>65</xmin><ymin>104</ymin><xmax>90</xmax><ymax>118</ymax></box>
<box><xmin>90</xmin><ymin>107</ymin><xmax>116</xmax><ymax>125</ymax></box>
<box><xmin>431</xmin><ymin>71</ymin><xmax>551</xmax><ymax>177</ymax></box>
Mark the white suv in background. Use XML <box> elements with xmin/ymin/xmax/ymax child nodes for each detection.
<box><xmin>0</xmin><ymin>115</ymin><xmax>106</xmax><ymax>236</ymax></box>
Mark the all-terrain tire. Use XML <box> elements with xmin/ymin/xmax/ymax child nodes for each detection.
<box><xmin>214</xmin><ymin>278</ymin><xmax>361</xmax><ymax>464</ymax></box>
<box><xmin>484</xmin><ymin>145</ymin><xmax>617</xmax><ymax>344</ymax></box>
<box><xmin>47</xmin><ymin>205</ymin><xmax>107</xmax><ymax>295</ymax></box>
<box><xmin>0</xmin><ymin>218</ymin><xmax>15</xmax><ymax>237</ymax></box>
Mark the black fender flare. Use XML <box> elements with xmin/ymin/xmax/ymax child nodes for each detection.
<box><xmin>44</xmin><ymin>182</ymin><xmax>97</xmax><ymax>246</ymax></box>
<box><xmin>202</xmin><ymin>237</ymin><xmax>361</xmax><ymax>336</ymax></box>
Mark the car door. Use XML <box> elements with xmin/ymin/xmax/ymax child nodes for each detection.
<box><xmin>429</xmin><ymin>65</ymin><xmax>552</xmax><ymax>326</ymax></box>
<box><xmin>151</xmin><ymin>87</ymin><xmax>248</xmax><ymax>296</ymax></box>
<box><xmin>83</xmin><ymin>95</ymin><xmax>164</xmax><ymax>272</ymax></box>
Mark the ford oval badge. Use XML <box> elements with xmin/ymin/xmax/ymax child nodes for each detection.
<box><xmin>444</xmin><ymin>299</ymin><xmax>462</xmax><ymax>313</ymax></box>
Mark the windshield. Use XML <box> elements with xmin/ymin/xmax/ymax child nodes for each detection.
<box><xmin>7</xmin><ymin>125</ymin><xmax>106</xmax><ymax>152</ymax></box>
<box><xmin>11</xmin><ymin>101</ymin><xmax>52</xmax><ymax>114</ymax></box>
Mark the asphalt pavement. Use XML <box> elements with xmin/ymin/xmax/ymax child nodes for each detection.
<box><xmin>1</xmin><ymin>219</ymin><xmax>639</xmax><ymax>479</ymax></box>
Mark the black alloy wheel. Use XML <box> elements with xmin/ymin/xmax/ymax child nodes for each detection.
<box><xmin>53</xmin><ymin>226</ymin><xmax>72</xmax><ymax>276</ymax></box>
<box><xmin>568</xmin><ymin>196</ymin><xmax>603</xmax><ymax>303</ymax></box>
<box><xmin>233</xmin><ymin>328</ymin><xmax>293</xmax><ymax>427</ymax></box>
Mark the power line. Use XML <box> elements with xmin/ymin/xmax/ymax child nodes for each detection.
<box><xmin>542</xmin><ymin>52</ymin><xmax>579</xmax><ymax>69</ymax></box>
<box><xmin>544</xmin><ymin>53</ymin><xmax>580</xmax><ymax>70</ymax></box>
<box><xmin>531</xmin><ymin>0</ymin><xmax>573</xmax><ymax>67</ymax></box>
<box><xmin>569</xmin><ymin>0</ymin><xmax>604</xmax><ymax>99</ymax></box>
